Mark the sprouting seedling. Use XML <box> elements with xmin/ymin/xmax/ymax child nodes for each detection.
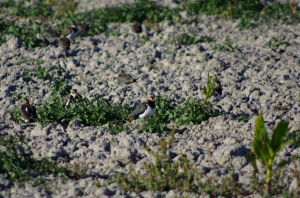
<box><xmin>202</xmin><ymin>72</ymin><xmax>217</xmax><ymax>102</ymax></box>
<box><xmin>246</xmin><ymin>113</ymin><xmax>300</xmax><ymax>194</ymax></box>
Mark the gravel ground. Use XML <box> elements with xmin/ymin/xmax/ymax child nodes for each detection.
<box><xmin>1</xmin><ymin>0</ymin><xmax>300</xmax><ymax>197</ymax></box>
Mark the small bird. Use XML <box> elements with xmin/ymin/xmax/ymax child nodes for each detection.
<box><xmin>132</xmin><ymin>22</ymin><xmax>142</xmax><ymax>33</ymax></box>
<box><xmin>63</xmin><ymin>89</ymin><xmax>78</xmax><ymax>108</ymax></box>
<box><xmin>58</xmin><ymin>35</ymin><xmax>70</xmax><ymax>50</ymax></box>
<box><xmin>127</xmin><ymin>94</ymin><xmax>156</xmax><ymax>124</ymax></box>
<box><xmin>45</xmin><ymin>26</ymin><xmax>57</xmax><ymax>38</ymax></box>
<box><xmin>212</xmin><ymin>80</ymin><xmax>222</xmax><ymax>101</ymax></box>
<box><xmin>79</xmin><ymin>21</ymin><xmax>89</xmax><ymax>32</ymax></box>
<box><xmin>21</xmin><ymin>98</ymin><xmax>36</xmax><ymax>123</ymax></box>
<box><xmin>66</xmin><ymin>21</ymin><xmax>78</xmax><ymax>40</ymax></box>
<box><xmin>118</xmin><ymin>69</ymin><xmax>136</xmax><ymax>84</ymax></box>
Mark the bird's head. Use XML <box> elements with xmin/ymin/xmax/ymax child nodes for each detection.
<box><xmin>119</xmin><ymin>69</ymin><xmax>124</xmax><ymax>74</ymax></box>
<box><xmin>70</xmin><ymin>89</ymin><xmax>77</xmax><ymax>98</ymax></box>
<box><xmin>23</xmin><ymin>98</ymin><xmax>29</xmax><ymax>104</ymax></box>
<box><xmin>147</xmin><ymin>94</ymin><xmax>155</xmax><ymax>101</ymax></box>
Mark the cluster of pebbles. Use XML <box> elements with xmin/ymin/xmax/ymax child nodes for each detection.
<box><xmin>1</xmin><ymin>1</ymin><xmax>300</xmax><ymax>197</ymax></box>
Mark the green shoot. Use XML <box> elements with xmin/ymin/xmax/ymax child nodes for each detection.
<box><xmin>246</xmin><ymin>113</ymin><xmax>299</xmax><ymax>193</ymax></box>
<box><xmin>202</xmin><ymin>72</ymin><xmax>217</xmax><ymax>102</ymax></box>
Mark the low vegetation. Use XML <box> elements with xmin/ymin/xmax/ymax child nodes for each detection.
<box><xmin>0</xmin><ymin>134</ymin><xmax>88</xmax><ymax>188</ymax></box>
<box><xmin>171</xmin><ymin>34</ymin><xmax>214</xmax><ymax>45</ymax></box>
<box><xmin>1</xmin><ymin>0</ymin><xmax>300</xmax><ymax>48</ymax></box>
<box><xmin>212</xmin><ymin>39</ymin><xmax>242</xmax><ymax>53</ymax></box>
<box><xmin>11</xmin><ymin>66</ymin><xmax>221</xmax><ymax>134</ymax></box>
<box><xmin>115</xmin><ymin>128</ymin><xmax>247</xmax><ymax>196</ymax></box>
<box><xmin>202</xmin><ymin>72</ymin><xmax>217</xmax><ymax>102</ymax></box>
<box><xmin>114</xmin><ymin>115</ymin><xmax>300</xmax><ymax>196</ymax></box>
<box><xmin>246</xmin><ymin>113</ymin><xmax>298</xmax><ymax>194</ymax></box>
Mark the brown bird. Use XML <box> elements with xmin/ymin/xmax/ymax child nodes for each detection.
<box><xmin>118</xmin><ymin>69</ymin><xmax>136</xmax><ymax>84</ymax></box>
<box><xmin>79</xmin><ymin>21</ymin><xmax>89</xmax><ymax>32</ymax></box>
<box><xmin>212</xmin><ymin>80</ymin><xmax>222</xmax><ymax>101</ymax></box>
<box><xmin>127</xmin><ymin>94</ymin><xmax>156</xmax><ymax>124</ymax></box>
<box><xmin>45</xmin><ymin>26</ymin><xmax>57</xmax><ymax>38</ymax></box>
<box><xmin>21</xmin><ymin>98</ymin><xmax>36</xmax><ymax>123</ymax></box>
<box><xmin>58</xmin><ymin>35</ymin><xmax>70</xmax><ymax>50</ymax></box>
<box><xmin>132</xmin><ymin>22</ymin><xmax>142</xmax><ymax>33</ymax></box>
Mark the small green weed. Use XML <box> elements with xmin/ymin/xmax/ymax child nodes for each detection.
<box><xmin>165</xmin><ymin>49</ymin><xmax>176</xmax><ymax>55</ymax></box>
<box><xmin>274</xmin><ymin>103</ymin><xmax>290</xmax><ymax>111</ymax></box>
<box><xmin>16</xmin><ymin>59</ymin><xmax>46</xmax><ymax>66</ymax></box>
<box><xmin>115</xmin><ymin>128</ymin><xmax>247</xmax><ymax>196</ymax></box>
<box><xmin>296</xmin><ymin>94</ymin><xmax>300</xmax><ymax>102</ymax></box>
<box><xmin>267</xmin><ymin>37</ymin><xmax>291</xmax><ymax>48</ymax></box>
<box><xmin>138</xmin><ymin>35</ymin><xmax>151</xmax><ymax>45</ymax></box>
<box><xmin>0</xmin><ymin>134</ymin><xmax>88</xmax><ymax>188</ymax></box>
<box><xmin>172</xmin><ymin>33</ymin><xmax>214</xmax><ymax>45</ymax></box>
<box><xmin>212</xmin><ymin>39</ymin><xmax>241</xmax><ymax>53</ymax></box>
<box><xmin>202</xmin><ymin>72</ymin><xmax>217</xmax><ymax>103</ymax></box>
<box><xmin>106</xmin><ymin>29</ymin><xmax>121</xmax><ymax>37</ymax></box>
<box><xmin>235</xmin><ymin>113</ymin><xmax>252</xmax><ymax>122</ymax></box>
<box><xmin>246</xmin><ymin>113</ymin><xmax>300</xmax><ymax>193</ymax></box>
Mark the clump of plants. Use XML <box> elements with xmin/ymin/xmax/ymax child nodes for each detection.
<box><xmin>212</xmin><ymin>39</ymin><xmax>241</xmax><ymax>53</ymax></box>
<box><xmin>246</xmin><ymin>113</ymin><xmax>300</xmax><ymax>194</ymax></box>
<box><xmin>0</xmin><ymin>134</ymin><xmax>88</xmax><ymax>188</ymax></box>
<box><xmin>2</xmin><ymin>0</ymin><xmax>299</xmax><ymax>48</ymax></box>
<box><xmin>171</xmin><ymin>33</ymin><xmax>214</xmax><ymax>45</ymax></box>
<box><xmin>141</xmin><ymin>95</ymin><xmax>221</xmax><ymax>133</ymax></box>
<box><xmin>267</xmin><ymin>37</ymin><xmax>291</xmax><ymax>48</ymax></box>
<box><xmin>235</xmin><ymin>113</ymin><xmax>252</xmax><ymax>122</ymax></box>
<box><xmin>202</xmin><ymin>72</ymin><xmax>217</xmax><ymax>102</ymax></box>
<box><xmin>114</xmin><ymin>114</ymin><xmax>300</xmax><ymax>196</ymax></box>
<box><xmin>115</xmin><ymin>129</ymin><xmax>247</xmax><ymax>196</ymax></box>
<box><xmin>12</xmin><ymin>66</ymin><xmax>221</xmax><ymax>134</ymax></box>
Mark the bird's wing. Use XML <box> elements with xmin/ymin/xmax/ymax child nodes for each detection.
<box><xmin>118</xmin><ymin>73</ymin><xmax>135</xmax><ymax>84</ymax></box>
<box><xmin>127</xmin><ymin>102</ymin><xmax>147</xmax><ymax>119</ymax></box>
<box><xmin>21</xmin><ymin>105</ymin><xmax>30</xmax><ymax>121</ymax></box>
<box><xmin>30</xmin><ymin>105</ymin><xmax>37</xmax><ymax>119</ymax></box>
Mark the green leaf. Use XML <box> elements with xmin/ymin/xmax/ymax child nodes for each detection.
<box><xmin>276</xmin><ymin>160</ymin><xmax>288</xmax><ymax>171</ymax></box>
<box><xmin>253</xmin><ymin>139</ymin><xmax>267</xmax><ymax>166</ymax></box>
<box><xmin>255</xmin><ymin>113</ymin><xmax>265</xmax><ymax>141</ymax></box>
<box><xmin>212</xmin><ymin>46</ymin><xmax>218</xmax><ymax>51</ymax></box>
<box><xmin>246</xmin><ymin>152</ymin><xmax>259</xmax><ymax>173</ymax></box>
<box><xmin>271</xmin><ymin>121</ymin><xmax>289</xmax><ymax>151</ymax></box>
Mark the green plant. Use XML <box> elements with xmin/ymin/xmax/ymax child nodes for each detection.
<box><xmin>235</xmin><ymin>113</ymin><xmax>252</xmax><ymax>122</ymax></box>
<box><xmin>0</xmin><ymin>134</ymin><xmax>88</xmax><ymax>187</ymax></box>
<box><xmin>295</xmin><ymin>94</ymin><xmax>300</xmax><ymax>102</ymax></box>
<box><xmin>172</xmin><ymin>33</ymin><xmax>214</xmax><ymax>45</ymax></box>
<box><xmin>141</xmin><ymin>95</ymin><xmax>221</xmax><ymax>133</ymax></box>
<box><xmin>267</xmin><ymin>37</ymin><xmax>291</xmax><ymax>48</ymax></box>
<box><xmin>202</xmin><ymin>72</ymin><xmax>217</xmax><ymax>102</ymax></box>
<box><xmin>246</xmin><ymin>113</ymin><xmax>299</xmax><ymax>193</ymax></box>
<box><xmin>115</xmin><ymin>128</ymin><xmax>248</xmax><ymax>196</ymax></box>
<box><xmin>16</xmin><ymin>59</ymin><xmax>46</xmax><ymax>66</ymax></box>
<box><xmin>212</xmin><ymin>39</ymin><xmax>241</xmax><ymax>53</ymax></box>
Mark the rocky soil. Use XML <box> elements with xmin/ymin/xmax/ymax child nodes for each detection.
<box><xmin>1</xmin><ymin>0</ymin><xmax>300</xmax><ymax>197</ymax></box>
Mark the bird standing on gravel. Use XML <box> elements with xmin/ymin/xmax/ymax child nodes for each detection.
<box><xmin>45</xmin><ymin>26</ymin><xmax>57</xmax><ymax>38</ymax></box>
<box><xmin>58</xmin><ymin>35</ymin><xmax>70</xmax><ymax>50</ymax></box>
<box><xmin>212</xmin><ymin>80</ymin><xmax>222</xmax><ymax>101</ymax></box>
<box><xmin>66</xmin><ymin>21</ymin><xmax>78</xmax><ymax>41</ymax></box>
<box><xmin>127</xmin><ymin>94</ymin><xmax>156</xmax><ymax>124</ymax></box>
<box><xmin>118</xmin><ymin>69</ymin><xmax>136</xmax><ymax>84</ymax></box>
<box><xmin>79</xmin><ymin>21</ymin><xmax>89</xmax><ymax>33</ymax></box>
<box><xmin>132</xmin><ymin>22</ymin><xmax>142</xmax><ymax>33</ymax></box>
<box><xmin>21</xmin><ymin>98</ymin><xmax>36</xmax><ymax>123</ymax></box>
<box><xmin>63</xmin><ymin>89</ymin><xmax>78</xmax><ymax>108</ymax></box>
